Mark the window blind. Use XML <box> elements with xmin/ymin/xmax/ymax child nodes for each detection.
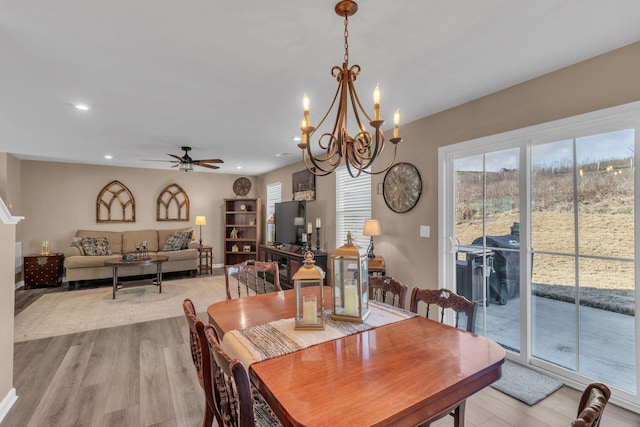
<box><xmin>336</xmin><ymin>168</ymin><xmax>371</xmax><ymax>249</ymax></box>
<box><xmin>266</xmin><ymin>182</ymin><xmax>282</xmax><ymax>219</ymax></box>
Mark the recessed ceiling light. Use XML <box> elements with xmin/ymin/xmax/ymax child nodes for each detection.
<box><xmin>236</xmin><ymin>166</ymin><xmax>242</xmax><ymax>169</ymax></box>
<box><xmin>74</xmin><ymin>103</ymin><xmax>90</xmax><ymax>111</ymax></box>
<box><xmin>292</xmin><ymin>136</ymin><xmax>301</xmax><ymax>142</ymax></box>
<box><xmin>276</xmin><ymin>152</ymin><xmax>291</xmax><ymax>157</ymax></box>
<box><xmin>104</xmin><ymin>154</ymin><xmax>113</xmax><ymax>159</ymax></box>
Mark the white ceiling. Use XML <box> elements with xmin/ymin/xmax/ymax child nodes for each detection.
<box><xmin>1</xmin><ymin>0</ymin><xmax>639</xmax><ymax>176</ymax></box>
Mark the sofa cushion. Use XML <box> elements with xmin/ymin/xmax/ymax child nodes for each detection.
<box><xmin>72</xmin><ymin>237</ymin><xmax>85</xmax><ymax>255</ymax></box>
<box><xmin>64</xmin><ymin>254</ymin><xmax>120</xmax><ymax>269</ymax></box>
<box><xmin>122</xmin><ymin>230</ymin><xmax>159</xmax><ymax>253</ymax></box>
<box><xmin>162</xmin><ymin>231</ymin><xmax>192</xmax><ymax>251</ymax></box>
<box><xmin>76</xmin><ymin>230</ymin><xmax>123</xmax><ymax>254</ymax></box>
<box><xmin>158</xmin><ymin>227</ymin><xmax>194</xmax><ymax>249</ymax></box>
<box><xmin>81</xmin><ymin>237</ymin><xmax>113</xmax><ymax>256</ymax></box>
<box><xmin>157</xmin><ymin>248</ymin><xmax>198</xmax><ymax>261</ymax></box>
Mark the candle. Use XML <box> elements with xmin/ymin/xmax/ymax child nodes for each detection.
<box><xmin>343</xmin><ymin>281</ymin><xmax>358</xmax><ymax>316</ymax></box>
<box><xmin>393</xmin><ymin>108</ymin><xmax>400</xmax><ymax>138</ymax></box>
<box><xmin>316</xmin><ymin>217</ymin><xmax>321</xmax><ymax>228</ymax></box>
<box><xmin>301</xmin><ymin>233</ymin><xmax>307</xmax><ymax>243</ymax></box>
<box><xmin>300</xmin><ymin>119</ymin><xmax>307</xmax><ymax>145</ymax></box>
<box><xmin>303</xmin><ymin>93</ymin><xmax>310</xmax><ymax>127</ymax></box>
<box><xmin>373</xmin><ymin>85</ymin><xmax>380</xmax><ymax>121</ymax></box>
<box><xmin>307</xmin><ymin>222</ymin><xmax>312</xmax><ymax>234</ymax></box>
<box><xmin>302</xmin><ymin>296</ymin><xmax>317</xmax><ymax>324</ymax></box>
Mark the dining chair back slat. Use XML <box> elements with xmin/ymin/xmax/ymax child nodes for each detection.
<box><xmin>368</xmin><ymin>276</ymin><xmax>408</xmax><ymax>309</ymax></box>
<box><xmin>409</xmin><ymin>288</ymin><xmax>477</xmax><ymax>333</ymax></box>
<box><xmin>224</xmin><ymin>260</ymin><xmax>282</xmax><ymax>300</ymax></box>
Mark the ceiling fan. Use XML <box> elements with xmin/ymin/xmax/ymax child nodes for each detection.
<box><xmin>167</xmin><ymin>146</ymin><xmax>224</xmax><ymax>171</ymax></box>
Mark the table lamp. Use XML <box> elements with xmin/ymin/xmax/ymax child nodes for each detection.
<box><xmin>195</xmin><ymin>216</ymin><xmax>206</xmax><ymax>246</ymax></box>
<box><xmin>362</xmin><ymin>219</ymin><xmax>382</xmax><ymax>259</ymax></box>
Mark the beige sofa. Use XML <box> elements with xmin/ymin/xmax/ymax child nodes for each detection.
<box><xmin>63</xmin><ymin>228</ymin><xmax>199</xmax><ymax>285</ymax></box>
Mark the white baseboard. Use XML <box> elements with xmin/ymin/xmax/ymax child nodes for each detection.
<box><xmin>213</xmin><ymin>263</ymin><xmax>224</xmax><ymax>268</ymax></box>
<box><xmin>14</xmin><ymin>281</ymin><xmax>24</xmax><ymax>290</ymax></box>
<box><xmin>0</xmin><ymin>388</ymin><xmax>17</xmax><ymax>423</ymax></box>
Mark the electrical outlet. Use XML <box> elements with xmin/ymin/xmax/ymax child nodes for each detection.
<box><xmin>420</xmin><ymin>225</ymin><xmax>430</xmax><ymax>238</ymax></box>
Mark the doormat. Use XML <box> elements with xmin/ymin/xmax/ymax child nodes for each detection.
<box><xmin>491</xmin><ymin>360</ymin><xmax>563</xmax><ymax>406</ymax></box>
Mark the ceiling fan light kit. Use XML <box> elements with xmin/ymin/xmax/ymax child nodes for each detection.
<box><xmin>298</xmin><ymin>0</ymin><xmax>403</xmax><ymax>178</ymax></box>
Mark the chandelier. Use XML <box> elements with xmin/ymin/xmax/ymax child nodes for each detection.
<box><xmin>298</xmin><ymin>0</ymin><xmax>402</xmax><ymax>177</ymax></box>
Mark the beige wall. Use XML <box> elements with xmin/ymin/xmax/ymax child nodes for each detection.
<box><xmin>18</xmin><ymin>161</ymin><xmax>258</xmax><ymax>264</ymax></box>
<box><xmin>258</xmin><ymin>42</ymin><xmax>640</xmax><ymax>291</ymax></box>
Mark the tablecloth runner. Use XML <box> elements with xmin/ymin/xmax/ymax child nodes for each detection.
<box><xmin>222</xmin><ymin>300</ymin><xmax>416</xmax><ymax>368</ymax></box>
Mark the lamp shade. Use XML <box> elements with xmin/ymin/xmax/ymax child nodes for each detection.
<box><xmin>362</xmin><ymin>220</ymin><xmax>381</xmax><ymax>237</ymax></box>
<box><xmin>195</xmin><ymin>216</ymin><xmax>207</xmax><ymax>226</ymax></box>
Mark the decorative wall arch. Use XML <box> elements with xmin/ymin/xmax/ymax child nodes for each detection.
<box><xmin>157</xmin><ymin>183</ymin><xmax>190</xmax><ymax>221</ymax></box>
<box><xmin>96</xmin><ymin>180</ymin><xmax>136</xmax><ymax>222</ymax></box>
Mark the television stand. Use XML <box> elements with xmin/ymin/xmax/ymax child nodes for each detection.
<box><xmin>259</xmin><ymin>244</ymin><xmax>328</xmax><ymax>289</ymax></box>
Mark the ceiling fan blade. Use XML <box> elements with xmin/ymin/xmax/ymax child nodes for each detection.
<box><xmin>194</xmin><ymin>158</ymin><xmax>224</xmax><ymax>164</ymax></box>
<box><xmin>170</xmin><ymin>163</ymin><xmax>179</xmax><ymax>168</ymax></box>
<box><xmin>197</xmin><ymin>163</ymin><xmax>220</xmax><ymax>170</ymax></box>
<box><xmin>141</xmin><ymin>159</ymin><xmax>176</xmax><ymax>162</ymax></box>
<box><xmin>168</xmin><ymin>154</ymin><xmax>183</xmax><ymax>161</ymax></box>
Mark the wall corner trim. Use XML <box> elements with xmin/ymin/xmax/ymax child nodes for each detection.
<box><xmin>0</xmin><ymin>388</ymin><xmax>17</xmax><ymax>424</ymax></box>
<box><xmin>0</xmin><ymin>197</ymin><xmax>23</xmax><ymax>225</ymax></box>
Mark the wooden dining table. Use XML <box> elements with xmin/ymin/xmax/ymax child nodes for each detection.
<box><xmin>207</xmin><ymin>288</ymin><xmax>505</xmax><ymax>427</ymax></box>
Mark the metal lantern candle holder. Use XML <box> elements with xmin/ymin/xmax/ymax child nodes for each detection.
<box><xmin>293</xmin><ymin>252</ymin><xmax>326</xmax><ymax>330</ymax></box>
<box><xmin>331</xmin><ymin>232</ymin><xmax>370</xmax><ymax>323</ymax></box>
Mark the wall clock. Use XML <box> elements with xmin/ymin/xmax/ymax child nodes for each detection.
<box><xmin>233</xmin><ymin>177</ymin><xmax>251</xmax><ymax>197</ymax></box>
<box><xmin>382</xmin><ymin>162</ymin><xmax>422</xmax><ymax>213</ymax></box>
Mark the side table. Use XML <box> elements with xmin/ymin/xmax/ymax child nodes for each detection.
<box><xmin>24</xmin><ymin>253</ymin><xmax>64</xmax><ymax>289</ymax></box>
<box><xmin>368</xmin><ymin>255</ymin><xmax>386</xmax><ymax>277</ymax></box>
<box><xmin>198</xmin><ymin>245</ymin><xmax>213</xmax><ymax>275</ymax></box>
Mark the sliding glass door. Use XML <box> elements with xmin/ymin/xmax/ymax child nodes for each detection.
<box><xmin>439</xmin><ymin>102</ymin><xmax>640</xmax><ymax>409</ymax></box>
<box><xmin>453</xmin><ymin>148</ymin><xmax>521</xmax><ymax>352</ymax></box>
<box><xmin>531</xmin><ymin>130</ymin><xmax>636</xmax><ymax>393</ymax></box>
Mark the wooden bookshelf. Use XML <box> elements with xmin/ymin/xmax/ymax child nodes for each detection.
<box><xmin>224</xmin><ymin>198</ymin><xmax>262</xmax><ymax>265</ymax></box>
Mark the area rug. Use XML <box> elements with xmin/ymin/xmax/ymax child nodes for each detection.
<box><xmin>491</xmin><ymin>360</ymin><xmax>563</xmax><ymax>405</ymax></box>
<box><xmin>14</xmin><ymin>275</ymin><xmax>228</xmax><ymax>342</ymax></box>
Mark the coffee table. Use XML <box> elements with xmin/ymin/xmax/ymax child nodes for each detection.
<box><xmin>104</xmin><ymin>255</ymin><xmax>169</xmax><ymax>299</ymax></box>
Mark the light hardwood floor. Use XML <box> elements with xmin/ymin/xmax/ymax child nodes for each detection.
<box><xmin>5</xmin><ymin>281</ymin><xmax>640</xmax><ymax>426</ymax></box>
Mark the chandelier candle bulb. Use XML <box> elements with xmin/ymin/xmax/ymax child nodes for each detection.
<box><xmin>393</xmin><ymin>108</ymin><xmax>400</xmax><ymax>138</ymax></box>
<box><xmin>316</xmin><ymin>218</ymin><xmax>321</xmax><ymax>228</ymax></box>
<box><xmin>307</xmin><ymin>222</ymin><xmax>313</xmax><ymax>234</ymax></box>
<box><xmin>373</xmin><ymin>85</ymin><xmax>380</xmax><ymax>120</ymax></box>
<box><xmin>303</xmin><ymin>93</ymin><xmax>310</xmax><ymax>127</ymax></box>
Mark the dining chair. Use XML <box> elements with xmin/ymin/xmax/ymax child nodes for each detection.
<box><xmin>182</xmin><ymin>299</ymin><xmax>222</xmax><ymax>427</ymax></box>
<box><xmin>204</xmin><ymin>324</ymin><xmax>282</xmax><ymax>427</ymax></box>
<box><xmin>368</xmin><ymin>276</ymin><xmax>408</xmax><ymax>309</ymax></box>
<box><xmin>224</xmin><ymin>259</ymin><xmax>282</xmax><ymax>300</ymax></box>
<box><xmin>410</xmin><ymin>287</ymin><xmax>477</xmax><ymax>333</ymax></box>
<box><xmin>410</xmin><ymin>288</ymin><xmax>477</xmax><ymax>427</ymax></box>
<box><xmin>568</xmin><ymin>383</ymin><xmax>611</xmax><ymax>427</ymax></box>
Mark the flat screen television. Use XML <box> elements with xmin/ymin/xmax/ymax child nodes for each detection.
<box><xmin>274</xmin><ymin>200</ymin><xmax>306</xmax><ymax>246</ymax></box>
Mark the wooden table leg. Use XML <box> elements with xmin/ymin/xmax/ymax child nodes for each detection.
<box><xmin>112</xmin><ymin>266</ymin><xmax>118</xmax><ymax>299</ymax></box>
<box><xmin>157</xmin><ymin>262</ymin><xmax>163</xmax><ymax>294</ymax></box>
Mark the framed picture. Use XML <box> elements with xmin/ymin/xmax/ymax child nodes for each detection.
<box><xmin>292</xmin><ymin>169</ymin><xmax>316</xmax><ymax>201</ymax></box>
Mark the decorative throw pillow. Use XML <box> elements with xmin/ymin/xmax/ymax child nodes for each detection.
<box><xmin>72</xmin><ymin>237</ymin><xmax>85</xmax><ymax>255</ymax></box>
<box><xmin>81</xmin><ymin>237</ymin><xmax>112</xmax><ymax>256</ymax></box>
<box><xmin>163</xmin><ymin>231</ymin><xmax>191</xmax><ymax>252</ymax></box>
<box><xmin>181</xmin><ymin>230</ymin><xmax>193</xmax><ymax>249</ymax></box>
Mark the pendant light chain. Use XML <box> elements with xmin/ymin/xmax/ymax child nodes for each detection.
<box><xmin>343</xmin><ymin>14</ymin><xmax>349</xmax><ymax>64</ymax></box>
